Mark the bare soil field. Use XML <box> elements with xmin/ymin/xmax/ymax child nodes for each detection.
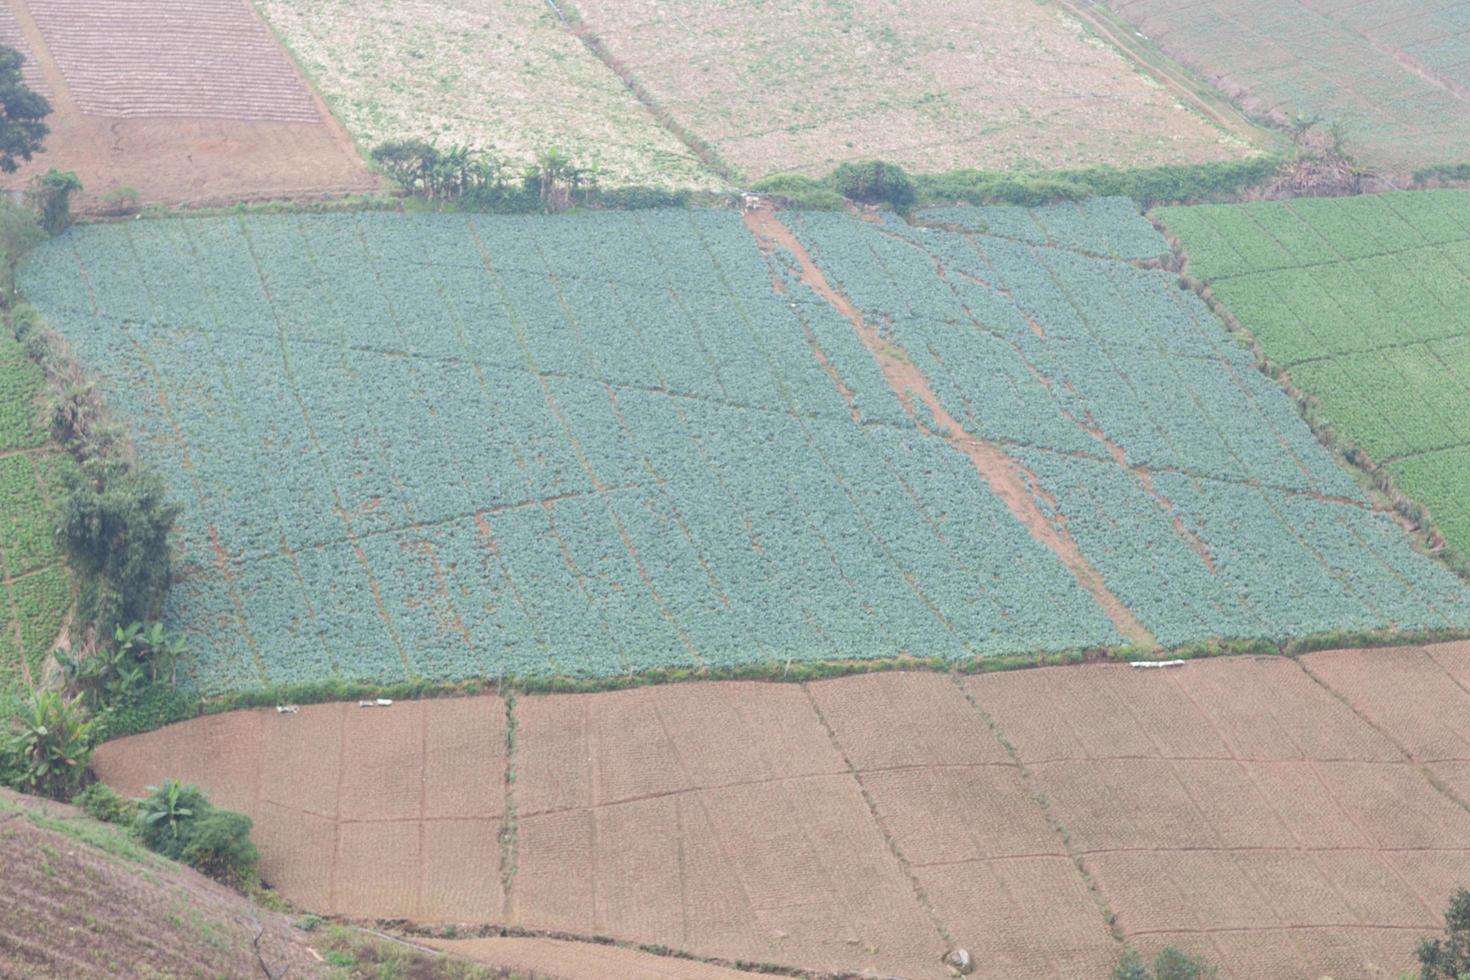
<box><xmin>0</xmin><ymin>0</ymin><xmax>374</xmax><ymax>207</ymax></box>
<box><xmin>93</xmin><ymin>647</ymin><xmax>1470</xmax><ymax>979</ymax></box>
<box><xmin>563</xmin><ymin>0</ymin><xmax>1262</xmax><ymax>180</ymax></box>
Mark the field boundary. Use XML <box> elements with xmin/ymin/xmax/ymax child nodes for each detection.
<box><xmin>1151</xmin><ymin>213</ymin><xmax>1470</xmax><ymax>583</ymax></box>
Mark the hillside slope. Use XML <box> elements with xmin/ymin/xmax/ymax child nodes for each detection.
<box><xmin>0</xmin><ymin>788</ymin><xmax>319</xmax><ymax>979</ymax></box>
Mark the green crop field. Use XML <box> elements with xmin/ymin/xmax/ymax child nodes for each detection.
<box><xmin>18</xmin><ymin>204</ymin><xmax>1470</xmax><ymax>693</ymax></box>
<box><xmin>1159</xmin><ymin>190</ymin><xmax>1470</xmax><ymax>564</ymax></box>
<box><xmin>0</xmin><ymin>327</ymin><xmax>71</xmax><ymax>713</ymax></box>
<box><xmin>1104</xmin><ymin>0</ymin><xmax>1470</xmax><ymax>171</ymax></box>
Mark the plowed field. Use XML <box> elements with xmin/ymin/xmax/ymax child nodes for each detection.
<box><xmin>0</xmin><ymin>0</ymin><xmax>373</xmax><ymax>206</ymax></box>
<box><xmin>19</xmin><ymin>204</ymin><xmax>1470</xmax><ymax>692</ymax></box>
<box><xmin>1103</xmin><ymin>0</ymin><xmax>1470</xmax><ymax>170</ymax></box>
<box><xmin>93</xmin><ymin>645</ymin><xmax>1470</xmax><ymax>979</ymax></box>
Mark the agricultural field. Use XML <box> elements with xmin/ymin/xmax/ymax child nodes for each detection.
<box><xmin>93</xmin><ymin>645</ymin><xmax>1470</xmax><ymax>979</ymax></box>
<box><xmin>1159</xmin><ymin>190</ymin><xmax>1470</xmax><ymax>563</ymax></box>
<box><xmin>0</xmin><ymin>327</ymin><xmax>70</xmax><ymax>716</ymax></box>
<box><xmin>1103</xmin><ymin>0</ymin><xmax>1470</xmax><ymax>171</ymax></box>
<box><xmin>17</xmin><ymin>203</ymin><xmax>1470</xmax><ymax>693</ymax></box>
<box><xmin>560</xmin><ymin>0</ymin><xmax>1260</xmax><ymax>180</ymax></box>
<box><xmin>253</xmin><ymin>0</ymin><xmax>723</xmax><ymax>189</ymax></box>
<box><xmin>0</xmin><ymin>0</ymin><xmax>374</xmax><ymax>206</ymax></box>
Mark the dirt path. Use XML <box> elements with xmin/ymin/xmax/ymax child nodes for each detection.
<box><xmin>742</xmin><ymin>205</ymin><xmax>1155</xmax><ymax>648</ymax></box>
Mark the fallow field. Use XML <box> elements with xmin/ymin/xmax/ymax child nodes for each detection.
<box><xmin>93</xmin><ymin>644</ymin><xmax>1470</xmax><ymax>979</ymax></box>
<box><xmin>253</xmin><ymin>0</ymin><xmax>724</xmax><ymax>188</ymax></box>
<box><xmin>557</xmin><ymin>0</ymin><xmax>1261</xmax><ymax>179</ymax></box>
<box><xmin>0</xmin><ymin>327</ymin><xmax>70</xmax><ymax>716</ymax></box>
<box><xmin>1102</xmin><ymin>0</ymin><xmax>1470</xmax><ymax>171</ymax></box>
<box><xmin>17</xmin><ymin>202</ymin><xmax>1470</xmax><ymax>693</ymax></box>
<box><xmin>0</xmin><ymin>0</ymin><xmax>374</xmax><ymax>205</ymax></box>
<box><xmin>1160</xmin><ymin>190</ymin><xmax>1470</xmax><ymax>565</ymax></box>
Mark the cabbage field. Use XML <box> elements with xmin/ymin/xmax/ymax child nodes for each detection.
<box><xmin>18</xmin><ymin>203</ymin><xmax>1470</xmax><ymax>692</ymax></box>
<box><xmin>1159</xmin><ymin>190</ymin><xmax>1470</xmax><ymax>565</ymax></box>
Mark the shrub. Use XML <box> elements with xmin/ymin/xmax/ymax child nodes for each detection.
<box><xmin>56</xmin><ymin>462</ymin><xmax>180</xmax><ymax>641</ymax></box>
<box><xmin>180</xmin><ymin>809</ymin><xmax>258</xmax><ymax>888</ymax></box>
<box><xmin>1112</xmin><ymin>947</ymin><xmax>1218</xmax><ymax>980</ymax></box>
<box><xmin>97</xmin><ymin>186</ymin><xmax>140</xmax><ymax>216</ymax></box>
<box><xmin>2</xmin><ymin>689</ymin><xmax>93</xmax><ymax>800</ymax></box>
<box><xmin>828</xmin><ymin>159</ymin><xmax>916</xmax><ymax>210</ymax></box>
<box><xmin>73</xmin><ymin>781</ymin><xmax>135</xmax><ymax>825</ymax></box>
<box><xmin>749</xmin><ymin>173</ymin><xmax>845</xmax><ymax>210</ymax></box>
<box><xmin>136</xmin><ymin>779</ymin><xmax>210</xmax><ymax>859</ymax></box>
<box><xmin>1419</xmin><ymin>887</ymin><xmax>1470</xmax><ymax>979</ymax></box>
<box><xmin>26</xmin><ymin>168</ymin><xmax>80</xmax><ymax>234</ymax></box>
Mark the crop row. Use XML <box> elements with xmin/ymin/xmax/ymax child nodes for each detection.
<box><xmin>784</xmin><ymin>205</ymin><xmax>1470</xmax><ymax>646</ymax></box>
<box><xmin>1160</xmin><ymin>190</ymin><xmax>1470</xmax><ymax>562</ymax></box>
<box><xmin>19</xmin><ymin>205</ymin><xmax>1470</xmax><ymax>691</ymax></box>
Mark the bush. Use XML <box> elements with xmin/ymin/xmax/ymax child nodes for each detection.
<box><xmin>1419</xmin><ymin>887</ymin><xmax>1470</xmax><ymax>978</ymax></box>
<box><xmin>593</xmin><ymin>185</ymin><xmax>690</xmax><ymax>209</ymax></box>
<box><xmin>828</xmin><ymin>159</ymin><xmax>916</xmax><ymax>210</ymax></box>
<box><xmin>180</xmin><ymin>809</ymin><xmax>258</xmax><ymax>888</ymax></box>
<box><xmin>913</xmin><ymin>156</ymin><xmax>1280</xmax><ymax>208</ymax></box>
<box><xmin>73</xmin><ymin>781</ymin><xmax>135</xmax><ymax>825</ymax></box>
<box><xmin>136</xmin><ymin>779</ymin><xmax>210</xmax><ymax>859</ymax></box>
<box><xmin>1113</xmin><ymin>947</ymin><xmax>1218</xmax><ymax>980</ymax></box>
<box><xmin>2</xmin><ymin>689</ymin><xmax>93</xmax><ymax>800</ymax></box>
<box><xmin>749</xmin><ymin>173</ymin><xmax>845</xmax><ymax>210</ymax></box>
<box><xmin>26</xmin><ymin>168</ymin><xmax>80</xmax><ymax>234</ymax></box>
<box><xmin>56</xmin><ymin>462</ymin><xmax>180</xmax><ymax>641</ymax></box>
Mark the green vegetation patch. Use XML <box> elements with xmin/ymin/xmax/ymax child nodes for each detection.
<box><xmin>0</xmin><ymin>325</ymin><xmax>70</xmax><ymax>704</ymax></box>
<box><xmin>1160</xmin><ymin>189</ymin><xmax>1470</xmax><ymax>562</ymax></box>
<box><xmin>18</xmin><ymin>206</ymin><xmax>1470</xmax><ymax>694</ymax></box>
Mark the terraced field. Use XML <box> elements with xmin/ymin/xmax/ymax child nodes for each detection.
<box><xmin>1159</xmin><ymin>190</ymin><xmax>1470</xmax><ymax>563</ymax></box>
<box><xmin>0</xmin><ymin>327</ymin><xmax>70</xmax><ymax>715</ymax></box>
<box><xmin>1103</xmin><ymin>0</ymin><xmax>1470</xmax><ymax>170</ymax></box>
<box><xmin>18</xmin><ymin>203</ymin><xmax>1470</xmax><ymax>693</ymax></box>
<box><xmin>93</xmin><ymin>644</ymin><xmax>1470</xmax><ymax>979</ymax></box>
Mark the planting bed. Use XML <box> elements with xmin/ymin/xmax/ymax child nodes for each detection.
<box><xmin>93</xmin><ymin>646</ymin><xmax>1470</xmax><ymax>979</ymax></box>
<box><xmin>0</xmin><ymin>327</ymin><xmax>69</xmax><ymax>713</ymax></box>
<box><xmin>1103</xmin><ymin>0</ymin><xmax>1470</xmax><ymax>170</ymax></box>
<box><xmin>1160</xmin><ymin>190</ymin><xmax>1470</xmax><ymax>562</ymax></box>
<box><xmin>18</xmin><ymin>204</ymin><xmax>1470</xmax><ymax>691</ymax></box>
<box><xmin>563</xmin><ymin>0</ymin><xmax>1259</xmax><ymax>180</ymax></box>
<box><xmin>253</xmin><ymin>0</ymin><xmax>722</xmax><ymax>189</ymax></box>
<box><xmin>0</xmin><ymin>0</ymin><xmax>374</xmax><ymax>205</ymax></box>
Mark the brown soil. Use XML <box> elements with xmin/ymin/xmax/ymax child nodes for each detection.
<box><xmin>425</xmin><ymin>936</ymin><xmax>766</xmax><ymax>979</ymax></box>
<box><xmin>744</xmin><ymin>205</ymin><xmax>1155</xmax><ymax>648</ymax></box>
<box><xmin>0</xmin><ymin>787</ymin><xmax>321</xmax><ymax>979</ymax></box>
<box><xmin>0</xmin><ymin>0</ymin><xmax>375</xmax><ymax>208</ymax></box>
<box><xmin>93</xmin><ymin>645</ymin><xmax>1470</xmax><ymax>979</ymax></box>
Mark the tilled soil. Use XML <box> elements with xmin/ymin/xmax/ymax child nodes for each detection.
<box><xmin>94</xmin><ymin>646</ymin><xmax>1470</xmax><ymax>979</ymax></box>
<box><xmin>0</xmin><ymin>0</ymin><xmax>374</xmax><ymax>207</ymax></box>
<box><xmin>0</xmin><ymin>788</ymin><xmax>320</xmax><ymax>979</ymax></box>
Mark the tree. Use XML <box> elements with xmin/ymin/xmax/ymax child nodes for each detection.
<box><xmin>828</xmin><ymin>159</ymin><xmax>916</xmax><ymax>210</ymax></box>
<box><xmin>0</xmin><ymin>197</ymin><xmax>43</xmax><ymax>299</ymax></box>
<box><xmin>3</xmin><ymin>690</ymin><xmax>93</xmax><ymax>800</ymax></box>
<box><xmin>0</xmin><ymin>46</ymin><xmax>49</xmax><ymax>174</ymax></box>
<box><xmin>1419</xmin><ymin>888</ymin><xmax>1470</xmax><ymax>978</ymax></box>
<box><xmin>28</xmin><ymin>168</ymin><xmax>81</xmax><ymax>234</ymax></box>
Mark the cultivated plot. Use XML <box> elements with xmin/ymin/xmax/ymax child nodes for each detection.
<box><xmin>0</xmin><ymin>0</ymin><xmax>373</xmax><ymax>205</ymax></box>
<box><xmin>19</xmin><ymin>204</ymin><xmax>1470</xmax><ymax>691</ymax></box>
<box><xmin>0</xmin><ymin>327</ymin><xmax>70</xmax><ymax>714</ymax></box>
<box><xmin>564</xmin><ymin>0</ymin><xmax>1258</xmax><ymax>180</ymax></box>
<box><xmin>1159</xmin><ymin>190</ymin><xmax>1470</xmax><ymax>561</ymax></box>
<box><xmin>1104</xmin><ymin>0</ymin><xmax>1470</xmax><ymax>170</ymax></box>
<box><xmin>254</xmin><ymin>0</ymin><xmax>722</xmax><ymax>188</ymax></box>
<box><xmin>94</xmin><ymin>648</ymin><xmax>1470</xmax><ymax>979</ymax></box>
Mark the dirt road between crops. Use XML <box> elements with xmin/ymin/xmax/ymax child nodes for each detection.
<box><xmin>0</xmin><ymin>0</ymin><xmax>374</xmax><ymax>207</ymax></box>
<box><xmin>93</xmin><ymin>643</ymin><xmax>1470</xmax><ymax>979</ymax></box>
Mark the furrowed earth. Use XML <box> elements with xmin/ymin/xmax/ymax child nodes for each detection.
<box><xmin>92</xmin><ymin>644</ymin><xmax>1470</xmax><ymax>979</ymax></box>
